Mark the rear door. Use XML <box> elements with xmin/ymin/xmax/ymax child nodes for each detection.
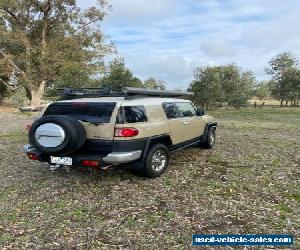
<box><xmin>175</xmin><ymin>102</ymin><xmax>204</xmax><ymax>141</ymax></box>
<box><xmin>162</xmin><ymin>102</ymin><xmax>186</xmax><ymax>145</ymax></box>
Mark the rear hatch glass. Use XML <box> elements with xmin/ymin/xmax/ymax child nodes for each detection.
<box><xmin>44</xmin><ymin>102</ymin><xmax>116</xmax><ymax>123</ymax></box>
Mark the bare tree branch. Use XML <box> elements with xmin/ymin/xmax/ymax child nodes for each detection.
<box><xmin>72</xmin><ymin>18</ymin><xmax>102</xmax><ymax>34</ymax></box>
<box><xmin>29</xmin><ymin>0</ymin><xmax>51</xmax><ymax>16</ymax></box>
<box><xmin>0</xmin><ymin>6</ymin><xmax>21</xmax><ymax>26</ymax></box>
<box><xmin>0</xmin><ymin>78</ymin><xmax>16</xmax><ymax>92</ymax></box>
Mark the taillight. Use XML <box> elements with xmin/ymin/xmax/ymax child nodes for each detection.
<box><xmin>82</xmin><ymin>160</ymin><xmax>99</xmax><ymax>167</ymax></box>
<box><xmin>114</xmin><ymin>127</ymin><xmax>139</xmax><ymax>137</ymax></box>
<box><xmin>27</xmin><ymin>152</ymin><xmax>39</xmax><ymax>161</ymax></box>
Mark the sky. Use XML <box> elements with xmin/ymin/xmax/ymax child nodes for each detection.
<box><xmin>78</xmin><ymin>0</ymin><xmax>300</xmax><ymax>89</ymax></box>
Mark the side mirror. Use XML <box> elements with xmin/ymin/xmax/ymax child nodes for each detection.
<box><xmin>196</xmin><ymin>108</ymin><xmax>205</xmax><ymax>116</ymax></box>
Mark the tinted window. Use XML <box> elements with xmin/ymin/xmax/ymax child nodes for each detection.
<box><xmin>162</xmin><ymin>103</ymin><xmax>180</xmax><ymax>119</ymax></box>
<box><xmin>44</xmin><ymin>102</ymin><xmax>116</xmax><ymax>123</ymax></box>
<box><xmin>176</xmin><ymin>102</ymin><xmax>196</xmax><ymax>117</ymax></box>
<box><xmin>117</xmin><ymin>106</ymin><xmax>147</xmax><ymax>124</ymax></box>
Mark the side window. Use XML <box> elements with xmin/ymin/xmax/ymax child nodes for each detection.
<box><xmin>176</xmin><ymin>102</ymin><xmax>196</xmax><ymax>117</ymax></box>
<box><xmin>162</xmin><ymin>103</ymin><xmax>180</xmax><ymax>119</ymax></box>
<box><xmin>116</xmin><ymin>106</ymin><xmax>147</xmax><ymax>124</ymax></box>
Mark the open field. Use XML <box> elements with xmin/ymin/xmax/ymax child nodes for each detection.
<box><xmin>0</xmin><ymin>108</ymin><xmax>299</xmax><ymax>249</ymax></box>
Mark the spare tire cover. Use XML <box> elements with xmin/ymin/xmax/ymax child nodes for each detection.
<box><xmin>29</xmin><ymin>115</ymin><xmax>86</xmax><ymax>155</ymax></box>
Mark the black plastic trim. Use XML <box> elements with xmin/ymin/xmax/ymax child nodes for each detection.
<box><xmin>169</xmin><ymin>137</ymin><xmax>201</xmax><ymax>151</ymax></box>
<box><xmin>112</xmin><ymin>138</ymin><xmax>148</xmax><ymax>152</ymax></box>
<box><xmin>142</xmin><ymin>134</ymin><xmax>171</xmax><ymax>161</ymax></box>
<box><xmin>199</xmin><ymin>122</ymin><xmax>217</xmax><ymax>142</ymax></box>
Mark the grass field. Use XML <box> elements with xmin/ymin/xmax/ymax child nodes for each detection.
<box><xmin>0</xmin><ymin>108</ymin><xmax>299</xmax><ymax>249</ymax></box>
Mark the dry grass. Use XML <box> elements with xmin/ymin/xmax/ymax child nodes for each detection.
<box><xmin>249</xmin><ymin>98</ymin><xmax>282</xmax><ymax>106</ymax></box>
<box><xmin>0</xmin><ymin>108</ymin><xmax>299</xmax><ymax>249</ymax></box>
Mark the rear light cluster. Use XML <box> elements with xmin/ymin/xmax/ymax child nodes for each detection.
<box><xmin>27</xmin><ymin>152</ymin><xmax>39</xmax><ymax>161</ymax></box>
<box><xmin>114</xmin><ymin>127</ymin><xmax>139</xmax><ymax>137</ymax></box>
<box><xmin>82</xmin><ymin>160</ymin><xmax>99</xmax><ymax>167</ymax></box>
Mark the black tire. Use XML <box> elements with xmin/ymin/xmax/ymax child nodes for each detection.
<box><xmin>143</xmin><ymin>144</ymin><xmax>170</xmax><ymax>178</ymax></box>
<box><xmin>29</xmin><ymin>115</ymin><xmax>86</xmax><ymax>155</ymax></box>
<box><xmin>201</xmin><ymin>127</ymin><xmax>216</xmax><ymax>149</ymax></box>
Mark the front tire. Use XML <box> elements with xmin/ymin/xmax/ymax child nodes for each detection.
<box><xmin>144</xmin><ymin>144</ymin><xmax>169</xmax><ymax>178</ymax></box>
<box><xmin>201</xmin><ymin>127</ymin><xmax>216</xmax><ymax>149</ymax></box>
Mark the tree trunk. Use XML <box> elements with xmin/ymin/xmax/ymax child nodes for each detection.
<box><xmin>280</xmin><ymin>100</ymin><xmax>283</xmax><ymax>106</ymax></box>
<box><xmin>0</xmin><ymin>93</ymin><xmax>3</xmax><ymax>105</ymax></box>
<box><xmin>29</xmin><ymin>81</ymin><xmax>46</xmax><ymax>106</ymax></box>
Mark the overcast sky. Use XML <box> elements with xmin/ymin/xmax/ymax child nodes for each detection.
<box><xmin>78</xmin><ymin>0</ymin><xmax>300</xmax><ymax>89</ymax></box>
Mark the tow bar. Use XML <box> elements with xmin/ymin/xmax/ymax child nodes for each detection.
<box><xmin>49</xmin><ymin>165</ymin><xmax>71</xmax><ymax>172</ymax></box>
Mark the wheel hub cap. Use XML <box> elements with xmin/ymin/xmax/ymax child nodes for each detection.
<box><xmin>151</xmin><ymin>150</ymin><xmax>166</xmax><ymax>171</ymax></box>
<box><xmin>210</xmin><ymin>132</ymin><xmax>215</xmax><ymax>145</ymax></box>
<box><xmin>35</xmin><ymin>123</ymin><xmax>65</xmax><ymax>148</ymax></box>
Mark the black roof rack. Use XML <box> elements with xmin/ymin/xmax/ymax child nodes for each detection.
<box><xmin>57</xmin><ymin>87</ymin><xmax>194</xmax><ymax>100</ymax></box>
<box><xmin>124</xmin><ymin>87</ymin><xmax>194</xmax><ymax>98</ymax></box>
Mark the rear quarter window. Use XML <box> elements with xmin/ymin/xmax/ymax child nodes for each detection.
<box><xmin>44</xmin><ymin>102</ymin><xmax>116</xmax><ymax>123</ymax></box>
<box><xmin>116</xmin><ymin>106</ymin><xmax>147</xmax><ymax>124</ymax></box>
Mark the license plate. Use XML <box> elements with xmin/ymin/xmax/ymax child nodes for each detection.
<box><xmin>50</xmin><ymin>156</ymin><xmax>72</xmax><ymax>166</ymax></box>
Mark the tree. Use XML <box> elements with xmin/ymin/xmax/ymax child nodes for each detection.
<box><xmin>0</xmin><ymin>0</ymin><xmax>112</xmax><ymax>106</ymax></box>
<box><xmin>0</xmin><ymin>82</ymin><xmax>5</xmax><ymax>104</ymax></box>
<box><xmin>266</xmin><ymin>52</ymin><xmax>298</xmax><ymax>106</ymax></box>
<box><xmin>254</xmin><ymin>81</ymin><xmax>270</xmax><ymax>101</ymax></box>
<box><xmin>280</xmin><ymin>68</ymin><xmax>300</xmax><ymax>107</ymax></box>
<box><xmin>189</xmin><ymin>66</ymin><xmax>224</xmax><ymax>109</ymax></box>
<box><xmin>100</xmin><ymin>58</ymin><xmax>143</xmax><ymax>89</ymax></box>
<box><xmin>143</xmin><ymin>77</ymin><xmax>166</xmax><ymax>90</ymax></box>
<box><xmin>189</xmin><ymin>64</ymin><xmax>255</xmax><ymax>109</ymax></box>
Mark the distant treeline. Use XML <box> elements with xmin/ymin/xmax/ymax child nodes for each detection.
<box><xmin>189</xmin><ymin>52</ymin><xmax>300</xmax><ymax>109</ymax></box>
<box><xmin>0</xmin><ymin>1</ymin><xmax>299</xmax><ymax>108</ymax></box>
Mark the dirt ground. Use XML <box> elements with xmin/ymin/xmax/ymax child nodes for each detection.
<box><xmin>0</xmin><ymin>108</ymin><xmax>299</xmax><ymax>249</ymax></box>
<box><xmin>0</xmin><ymin>103</ymin><xmax>18</xmax><ymax>113</ymax></box>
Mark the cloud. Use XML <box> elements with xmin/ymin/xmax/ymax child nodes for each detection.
<box><xmin>78</xmin><ymin>0</ymin><xmax>300</xmax><ymax>88</ymax></box>
<box><xmin>201</xmin><ymin>40</ymin><xmax>236</xmax><ymax>58</ymax></box>
<box><xmin>105</xmin><ymin>0</ymin><xmax>175</xmax><ymax>25</ymax></box>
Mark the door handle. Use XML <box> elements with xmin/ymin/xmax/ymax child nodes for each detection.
<box><xmin>183</xmin><ymin>120</ymin><xmax>191</xmax><ymax>125</ymax></box>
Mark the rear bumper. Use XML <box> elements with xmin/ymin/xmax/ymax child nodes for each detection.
<box><xmin>23</xmin><ymin>144</ymin><xmax>37</xmax><ymax>153</ymax></box>
<box><xmin>102</xmin><ymin>151</ymin><xmax>142</xmax><ymax>164</ymax></box>
<box><xmin>23</xmin><ymin>144</ymin><xmax>142</xmax><ymax>166</ymax></box>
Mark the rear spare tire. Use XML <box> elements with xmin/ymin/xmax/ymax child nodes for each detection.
<box><xmin>29</xmin><ymin>115</ymin><xmax>86</xmax><ymax>155</ymax></box>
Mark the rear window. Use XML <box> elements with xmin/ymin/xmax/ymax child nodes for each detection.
<box><xmin>44</xmin><ymin>102</ymin><xmax>116</xmax><ymax>123</ymax></box>
<box><xmin>116</xmin><ymin>106</ymin><xmax>147</xmax><ymax>124</ymax></box>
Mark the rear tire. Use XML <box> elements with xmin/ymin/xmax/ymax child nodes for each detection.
<box><xmin>143</xmin><ymin>144</ymin><xmax>170</xmax><ymax>178</ymax></box>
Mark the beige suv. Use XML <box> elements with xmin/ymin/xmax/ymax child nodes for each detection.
<box><xmin>23</xmin><ymin>87</ymin><xmax>217</xmax><ymax>178</ymax></box>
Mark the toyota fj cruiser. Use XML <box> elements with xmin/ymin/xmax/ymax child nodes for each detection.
<box><xmin>23</xmin><ymin>87</ymin><xmax>217</xmax><ymax>178</ymax></box>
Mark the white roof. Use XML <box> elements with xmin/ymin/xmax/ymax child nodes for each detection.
<box><xmin>59</xmin><ymin>97</ymin><xmax>191</xmax><ymax>106</ymax></box>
